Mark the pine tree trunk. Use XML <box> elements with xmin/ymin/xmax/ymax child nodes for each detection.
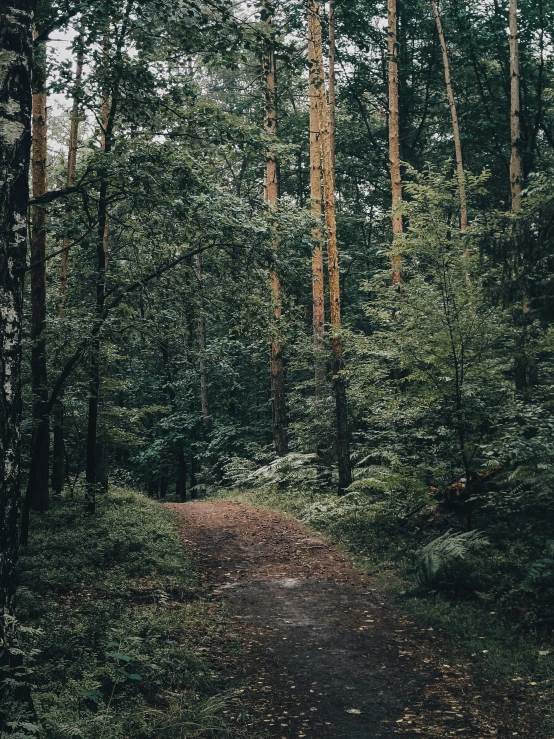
<box><xmin>309</xmin><ymin>0</ymin><xmax>352</xmax><ymax>493</ymax></box>
<box><xmin>509</xmin><ymin>0</ymin><xmax>522</xmax><ymax>212</ymax></box>
<box><xmin>308</xmin><ymin>5</ymin><xmax>325</xmax><ymax>391</ymax></box>
<box><xmin>0</xmin><ymin>0</ymin><xmax>34</xmax><ymax>679</ymax></box>
<box><xmin>159</xmin><ymin>474</ymin><xmax>168</xmax><ymax>498</ymax></box>
<box><xmin>26</xmin><ymin>39</ymin><xmax>49</xmax><ymax>514</ymax></box>
<box><xmin>262</xmin><ymin>0</ymin><xmax>288</xmax><ymax>456</ymax></box>
<box><xmin>58</xmin><ymin>37</ymin><xmax>83</xmax><ymax>311</ymax></box>
<box><xmin>176</xmin><ymin>447</ymin><xmax>187</xmax><ymax>502</ymax></box>
<box><xmin>196</xmin><ymin>254</ymin><xmax>210</xmax><ymax>435</ymax></box>
<box><xmin>328</xmin><ymin>0</ymin><xmax>336</xmax><ymax>173</ymax></box>
<box><xmin>388</xmin><ymin>0</ymin><xmax>403</xmax><ymax>284</ymax></box>
<box><xmin>85</xmin><ymin>96</ymin><xmax>113</xmax><ymax>514</ymax></box>
<box><xmin>53</xmin><ymin>41</ymin><xmax>83</xmax><ymax>495</ymax></box>
<box><xmin>431</xmin><ymin>0</ymin><xmax>467</xmax><ymax>231</ymax></box>
<box><xmin>508</xmin><ymin>0</ymin><xmax>529</xmax><ymax>387</ymax></box>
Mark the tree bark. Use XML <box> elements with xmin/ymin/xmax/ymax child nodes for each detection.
<box><xmin>328</xmin><ymin>0</ymin><xmax>336</xmax><ymax>173</ymax></box>
<box><xmin>0</xmin><ymin>0</ymin><xmax>34</xmax><ymax>681</ymax></box>
<box><xmin>431</xmin><ymin>0</ymin><xmax>467</xmax><ymax>231</ymax></box>
<box><xmin>308</xmin><ymin>4</ymin><xmax>325</xmax><ymax>391</ymax></box>
<box><xmin>309</xmin><ymin>0</ymin><xmax>352</xmax><ymax>493</ymax></box>
<box><xmin>388</xmin><ymin>0</ymin><xmax>403</xmax><ymax>284</ymax></box>
<box><xmin>58</xmin><ymin>35</ymin><xmax>83</xmax><ymax>313</ymax></box>
<box><xmin>25</xmin><ymin>38</ymin><xmax>49</xmax><ymax>516</ymax></box>
<box><xmin>509</xmin><ymin>0</ymin><xmax>522</xmax><ymax>212</ymax></box>
<box><xmin>85</xmin><ymin>81</ymin><xmax>113</xmax><ymax>514</ymax></box>
<box><xmin>176</xmin><ymin>446</ymin><xmax>187</xmax><ymax>501</ymax></box>
<box><xmin>262</xmin><ymin>0</ymin><xmax>288</xmax><ymax>456</ymax></box>
<box><xmin>195</xmin><ymin>254</ymin><xmax>210</xmax><ymax>434</ymax></box>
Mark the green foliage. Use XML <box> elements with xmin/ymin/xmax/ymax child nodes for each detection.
<box><xmin>414</xmin><ymin>530</ymin><xmax>489</xmax><ymax>590</ymax></box>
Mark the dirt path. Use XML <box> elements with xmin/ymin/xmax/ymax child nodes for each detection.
<box><xmin>168</xmin><ymin>501</ymin><xmax>539</xmax><ymax>738</ymax></box>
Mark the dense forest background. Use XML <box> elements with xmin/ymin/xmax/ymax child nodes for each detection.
<box><xmin>3</xmin><ymin>0</ymin><xmax>554</xmax><ymax>733</ymax></box>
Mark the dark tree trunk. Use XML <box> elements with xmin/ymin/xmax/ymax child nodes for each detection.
<box><xmin>176</xmin><ymin>447</ymin><xmax>187</xmax><ymax>502</ymax></box>
<box><xmin>85</xmin><ymin>86</ymin><xmax>114</xmax><ymax>513</ymax></box>
<box><xmin>53</xmin><ymin>38</ymin><xmax>83</xmax><ymax>496</ymax></box>
<box><xmin>96</xmin><ymin>435</ymin><xmax>109</xmax><ymax>494</ymax></box>
<box><xmin>0</xmin><ymin>0</ymin><xmax>34</xmax><ymax>692</ymax></box>
<box><xmin>159</xmin><ymin>473</ymin><xmax>168</xmax><ymax>498</ymax></box>
<box><xmin>51</xmin><ymin>399</ymin><xmax>65</xmax><ymax>495</ymax></box>
<box><xmin>26</xmin><ymin>39</ymin><xmax>49</xmax><ymax>514</ymax></box>
<box><xmin>191</xmin><ymin>448</ymin><xmax>198</xmax><ymax>499</ymax></box>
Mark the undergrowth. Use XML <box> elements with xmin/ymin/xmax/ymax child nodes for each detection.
<box><xmin>6</xmin><ymin>488</ymin><xmax>254</xmax><ymax>739</ymax></box>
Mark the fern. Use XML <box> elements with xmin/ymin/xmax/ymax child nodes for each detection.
<box><xmin>226</xmin><ymin>453</ymin><xmax>331</xmax><ymax>489</ymax></box>
<box><xmin>415</xmin><ymin>529</ymin><xmax>489</xmax><ymax>588</ymax></box>
<box><xmin>522</xmin><ymin>541</ymin><xmax>554</xmax><ymax>589</ymax></box>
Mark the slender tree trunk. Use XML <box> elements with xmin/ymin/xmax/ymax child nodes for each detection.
<box><xmin>25</xmin><ymin>39</ymin><xmax>49</xmax><ymax>516</ymax></box>
<box><xmin>159</xmin><ymin>474</ymin><xmax>168</xmax><ymax>498</ymax></box>
<box><xmin>509</xmin><ymin>0</ymin><xmax>522</xmax><ymax>212</ymax></box>
<box><xmin>53</xmin><ymin>41</ymin><xmax>83</xmax><ymax>496</ymax></box>
<box><xmin>328</xmin><ymin>0</ymin><xmax>336</xmax><ymax>172</ymax></box>
<box><xmin>85</xmin><ymin>96</ymin><xmax>113</xmax><ymax>514</ymax></box>
<box><xmin>309</xmin><ymin>0</ymin><xmax>352</xmax><ymax>493</ymax></box>
<box><xmin>508</xmin><ymin>0</ymin><xmax>529</xmax><ymax>388</ymax></box>
<box><xmin>431</xmin><ymin>0</ymin><xmax>467</xmax><ymax>231</ymax></box>
<box><xmin>195</xmin><ymin>254</ymin><xmax>210</xmax><ymax>434</ymax></box>
<box><xmin>308</xmin><ymin>6</ymin><xmax>325</xmax><ymax>391</ymax></box>
<box><xmin>262</xmin><ymin>0</ymin><xmax>288</xmax><ymax>456</ymax></box>
<box><xmin>388</xmin><ymin>0</ymin><xmax>403</xmax><ymax>284</ymax></box>
<box><xmin>176</xmin><ymin>446</ymin><xmax>187</xmax><ymax>502</ymax></box>
<box><xmin>0</xmin><ymin>0</ymin><xmax>34</xmax><ymax>686</ymax></box>
<box><xmin>58</xmin><ymin>37</ymin><xmax>83</xmax><ymax>311</ymax></box>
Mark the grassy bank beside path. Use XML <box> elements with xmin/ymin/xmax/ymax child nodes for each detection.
<box><xmin>10</xmin><ymin>489</ymin><xmax>254</xmax><ymax>739</ymax></box>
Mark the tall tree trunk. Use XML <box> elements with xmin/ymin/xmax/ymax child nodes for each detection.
<box><xmin>328</xmin><ymin>0</ymin><xmax>336</xmax><ymax>172</ymax></box>
<box><xmin>309</xmin><ymin>0</ymin><xmax>352</xmax><ymax>493</ymax></box>
<box><xmin>509</xmin><ymin>0</ymin><xmax>522</xmax><ymax>212</ymax></box>
<box><xmin>508</xmin><ymin>0</ymin><xmax>529</xmax><ymax>388</ymax></box>
<box><xmin>85</xmin><ymin>89</ymin><xmax>114</xmax><ymax>514</ymax></box>
<box><xmin>176</xmin><ymin>446</ymin><xmax>187</xmax><ymax>502</ymax></box>
<box><xmin>25</xmin><ymin>38</ymin><xmax>49</xmax><ymax>515</ymax></box>
<box><xmin>388</xmin><ymin>0</ymin><xmax>403</xmax><ymax>284</ymax></box>
<box><xmin>195</xmin><ymin>254</ymin><xmax>209</xmax><ymax>434</ymax></box>
<box><xmin>262</xmin><ymin>0</ymin><xmax>288</xmax><ymax>456</ymax></box>
<box><xmin>0</xmin><ymin>0</ymin><xmax>34</xmax><ymax>686</ymax></box>
<box><xmin>308</xmin><ymin>4</ymin><xmax>325</xmax><ymax>391</ymax></box>
<box><xmin>431</xmin><ymin>0</ymin><xmax>467</xmax><ymax>231</ymax></box>
<box><xmin>53</xmin><ymin>41</ymin><xmax>83</xmax><ymax>496</ymax></box>
<box><xmin>58</xmin><ymin>37</ymin><xmax>83</xmax><ymax>312</ymax></box>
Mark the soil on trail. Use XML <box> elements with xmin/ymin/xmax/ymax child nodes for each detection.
<box><xmin>167</xmin><ymin>501</ymin><xmax>539</xmax><ymax>739</ymax></box>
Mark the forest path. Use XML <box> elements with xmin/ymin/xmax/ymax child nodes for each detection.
<box><xmin>167</xmin><ymin>501</ymin><xmax>536</xmax><ymax>738</ymax></box>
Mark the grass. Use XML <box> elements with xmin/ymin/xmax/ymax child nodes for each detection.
<box><xmin>218</xmin><ymin>484</ymin><xmax>554</xmax><ymax>732</ymax></box>
<box><xmin>6</xmin><ymin>488</ymin><xmax>258</xmax><ymax>739</ymax></box>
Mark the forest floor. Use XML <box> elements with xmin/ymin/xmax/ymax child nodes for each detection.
<box><xmin>168</xmin><ymin>500</ymin><xmax>545</xmax><ymax>739</ymax></box>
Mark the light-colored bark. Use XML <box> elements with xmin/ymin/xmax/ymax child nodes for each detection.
<box><xmin>388</xmin><ymin>0</ymin><xmax>402</xmax><ymax>284</ymax></box>
<box><xmin>0</xmin><ymin>0</ymin><xmax>34</xmax><ymax>656</ymax></box>
<box><xmin>509</xmin><ymin>0</ymin><xmax>522</xmax><ymax>212</ymax></box>
<box><xmin>308</xmin><ymin>2</ymin><xmax>325</xmax><ymax>389</ymax></box>
<box><xmin>262</xmin><ymin>0</ymin><xmax>288</xmax><ymax>456</ymax></box>
<box><xmin>431</xmin><ymin>0</ymin><xmax>467</xmax><ymax>231</ymax></box>
<box><xmin>26</xmin><ymin>37</ymin><xmax>50</xmax><ymax>514</ymax></box>
<box><xmin>328</xmin><ymin>0</ymin><xmax>336</xmax><ymax>173</ymax></box>
<box><xmin>308</xmin><ymin>0</ymin><xmax>351</xmax><ymax>492</ymax></box>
